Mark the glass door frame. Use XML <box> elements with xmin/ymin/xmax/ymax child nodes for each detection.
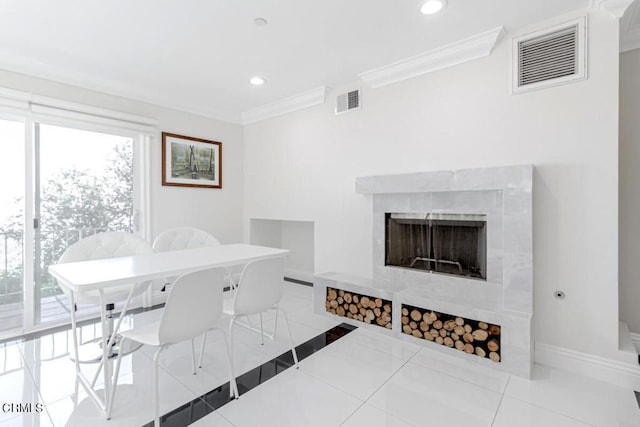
<box><xmin>9</xmin><ymin>113</ymin><xmax>152</xmax><ymax>336</ymax></box>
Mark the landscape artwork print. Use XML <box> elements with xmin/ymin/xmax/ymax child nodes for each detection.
<box><xmin>162</xmin><ymin>132</ymin><xmax>222</xmax><ymax>188</ymax></box>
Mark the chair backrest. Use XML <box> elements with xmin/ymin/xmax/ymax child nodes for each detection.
<box><xmin>152</xmin><ymin>227</ymin><xmax>221</xmax><ymax>252</ymax></box>
<box><xmin>232</xmin><ymin>257</ymin><xmax>284</xmax><ymax>316</ymax></box>
<box><xmin>57</xmin><ymin>232</ymin><xmax>153</xmax><ymax>303</ymax></box>
<box><xmin>158</xmin><ymin>267</ymin><xmax>225</xmax><ymax>344</ymax></box>
<box><xmin>59</xmin><ymin>231</ymin><xmax>153</xmax><ymax>263</ymax></box>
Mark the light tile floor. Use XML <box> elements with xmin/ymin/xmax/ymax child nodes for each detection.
<box><xmin>0</xmin><ymin>281</ymin><xmax>639</xmax><ymax>427</ymax></box>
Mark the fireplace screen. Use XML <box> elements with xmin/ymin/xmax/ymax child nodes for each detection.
<box><xmin>385</xmin><ymin>213</ymin><xmax>487</xmax><ymax>280</ymax></box>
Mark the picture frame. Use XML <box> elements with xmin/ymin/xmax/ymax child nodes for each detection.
<box><xmin>162</xmin><ymin>132</ymin><xmax>222</xmax><ymax>188</ymax></box>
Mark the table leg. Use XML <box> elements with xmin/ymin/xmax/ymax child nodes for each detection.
<box><xmin>98</xmin><ymin>290</ymin><xmax>112</xmax><ymax>419</ymax></box>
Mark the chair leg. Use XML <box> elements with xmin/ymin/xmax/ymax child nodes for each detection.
<box><xmin>190</xmin><ymin>339</ymin><xmax>197</xmax><ymax>375</ymax></box>
<box><xmin>216</xmin><ymin>329</ymin><xmax>238</xmax><ymax>399</ymax></box>
<box><xmin>259</xmin><ymin>313</ymin><xmax>264</xmax><ymax>346</ymax></box>
<box><xmin>228</xmin><ymin>318</ymin><xmax>237</xmax><ymax>399</ymax></box>
<box><xmin>198</xmin><ymin>332</ymin><xmax>208</xmax><ymax>368</ymax></box>
<box><xmin>272</xmin><ymin>303</ymin><xmax>279</xmax><ymax>338</ymax></box>
<box><xmin>225</xmin><ymin>266</ymin><xmax>235</xmax><ymax>290</ymax></box>
<box><xmin>107</xmin><ymin>337</ymin><xmax>126</xmax><ymax>418</ymax></box>
<box><xmin>90</xmin><ymin>358</ymin><xmax>104</xmax><ymax>388</ymax></box>
<box><xmin>277</xmin><ymin>307</ymin><xmax>299</xmax><ymax>369</ymax></box>
<box><xmin>153</xmin><ymin>347</ymin><xmax>164</xmax><ymax>427</ymax></box>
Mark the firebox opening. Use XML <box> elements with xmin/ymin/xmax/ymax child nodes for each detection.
<box><xmin>385</xmin><ymin>213</ymin><xmax>487</xmax><ymax>280</ymax></box>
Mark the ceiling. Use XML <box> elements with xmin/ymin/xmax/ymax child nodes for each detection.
<box><xmin>0</xmin><ymin>0</ymin><xmax>595</xmax><ymax>123</ymax></box>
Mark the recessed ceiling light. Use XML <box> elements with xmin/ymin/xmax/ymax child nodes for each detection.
<box><xmin>421</xmin><ymin>0</ymin><xmax>447</xmax><ymax>15</ymax></box>
<box><xmin>254</xmin><ymin>17</ymin><xmax>268</xmax><ymax>26</ymax></box>
<box><xmin>250</xmin><ymin>76</ymin><xmax>265</xmax><ymax>85</ymax></box>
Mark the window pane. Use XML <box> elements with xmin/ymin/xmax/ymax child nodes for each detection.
<box><xmin>0</xmin><ymin>119</ymin><xmax>25</xmax><ymax>333</ymax></box>
<box><xmin>36</xmin><ymin>124</ymin><xmax>134</xmax><ymax>325</ymax></box>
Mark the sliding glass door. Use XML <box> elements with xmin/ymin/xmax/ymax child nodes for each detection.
<box><xmin>0</xmin><ymin>119</ymin><xmax>25</xmax><ymax>334</ymax></box>
<box><xmin>0</xmin><ymin>115</ymin><xmax>149</xmax><ymax>337</ymax></box>
<box><xmin>34</xmin><ymin>123</ymin><xmax>137</xmax><ymax>325</ymax></box>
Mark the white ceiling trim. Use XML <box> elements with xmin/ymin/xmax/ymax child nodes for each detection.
<box><xmin>0</xmin><ymin>51</ymin><xmax>243</xmax><ymax>124</ymax></box>
<box><xmin>592</xmin><ymin>0</ymin><xmax>636</xmax><ymax>17</ymax></box>
<box><xmin>621</xmin><ymin>0</ymin><xmax>640</xmax><ymax>52</ymax></box>
<box><xmin>241</xmin><ymin>86</ymin><xmax>328</xmax><ymax>125</ymax></box>
<box><xmin>358</xmin><ymin>26</ymin><xmax>505</xmax><ymax>89</ymax></box>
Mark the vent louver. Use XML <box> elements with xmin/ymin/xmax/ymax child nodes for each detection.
<box><xmin>336</xmin><ymin>89</ymin><xmax>360</xmax><ymax>114</ymax></box>
<box><xmin>513</xmin><ymin>17</ymin><xmax>586</xmax><ymax>93</ymax></box>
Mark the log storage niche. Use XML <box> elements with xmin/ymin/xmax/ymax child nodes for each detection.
<box><xmin>401</xmin><ymin>304</ymin><xmax>501</xmax><ymax>362</ymax></box>
<box><xmin>325</xmin><ymin>287</ymin><xmax>392</xmax><ymax>329</ymax></box>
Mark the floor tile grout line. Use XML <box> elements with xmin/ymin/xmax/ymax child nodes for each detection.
<box><xmin>489</xmin><ymin>375</ymin><xmax>510</xmax><ymax>426</ymax></box>
<box><xmin>137</xmin><ymin>323</ymin><xmax>357</xmax><ymax>426</ymax></box>
<box><xmin>216</xmin><ymin>410</ymin><xmax>237</xmax><ymax>427</ymax></box>
<box><xmin>323</xmin><ymin>332</ymin><xmax>414</xmax><ymax>364</ymax></box>
<box><xmin>1</xmin><ymin>284</ymin><xmax>313</xmax><ymax>426</ymax></box>
<box><xmin>13</xmin><ymin>343</ymin><xmax>57</xmax><ymax>427</ymax></box>
<box><xmin>406</xmin><ymin>347</ymin><xmax>510</xmax><ymax>396</ymax></box>
<box><xmin>293</xmin><ymin>363</ymin><xmax>368</xmax><ymax>404</ymax></box>
<box><xmin>335</xmin><ymin>329</ymin><xmax>422</xmax><ymax>363</ymax></box>
<box><xmin>499</xmin><ymin>394</ymin><xmax>599</xmax><ymax>427</ymax></box>
<box><xmin>340</xmin><ymin>346</ymin><xmax>424</xmax><ymax>427</ymax></box>
<box><xmin>0</xmin><ymin>354</ymin><xmax>53</xmax><ymax>427</ymax></box>
<box><xmin>187</xmin><ymin>325</ymin><xmax>357</xmax><ymax>424</ymax></box>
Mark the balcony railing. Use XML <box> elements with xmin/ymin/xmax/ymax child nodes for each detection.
<box><xmin>0</xmin><ymin>227</ymin><xmax>107</xmax><ymax>305</ymax></box>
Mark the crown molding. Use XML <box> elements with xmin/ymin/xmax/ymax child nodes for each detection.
<box><xmin>621</xmin><ymin>0</ymin><xmax>640</xmax><ymax>51</ymax></box>
<box><xmin>358</xmin><ymin>26</ymin><xmax>505</xmax><ymax>89</ymax></box>
<box><xmin>241</xmin><ymin>86</ymin><xmax>328</xmax><ymax>125</ymax></box>
<box><xmin>592</xmin><ymin>0</ymin><xmax>636</xmax><ymax>18</ymax></box>
<box><xmin>0</xmin><ymin>51</ymin><xmax>243</xmax><ymax>124</ymax></box>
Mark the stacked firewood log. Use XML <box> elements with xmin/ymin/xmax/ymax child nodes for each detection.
<box><xmin>325</xmin><ymin>287</ymin><xmax>392</xmax><ymax>329</ymax></box>
<box><xmin>401</xmin><ymin>304</ymin><xmax>501</xmax><ymax>362</ymax></box>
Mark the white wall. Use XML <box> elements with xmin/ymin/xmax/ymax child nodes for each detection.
<box><xmin>281</xmin><ymin>221</ymin><xmax>314</xmax><ymax>282</ymax></box>
<box><xmin>250</xmin><ymin>219</ymin><xmax>314</xmax><ymax>282</ymax></box>
<box><xmin>250</xmin><ymin>219</ymin><xmax>282</xmax><ymax>248</ymax></box>
<box><xmin>0</xmin><ymin>70</ymin><xmax>244</xmax><ymax>245</ymax></box>
<box><xmin>619</xmin><ymin>48</ymin><xmax>640</xmax><ymax>333</ymax></box>
<box><xmin>244</xmin><ymin>11</ymin><xmax>623</xmax><ymax>360</ymax></box>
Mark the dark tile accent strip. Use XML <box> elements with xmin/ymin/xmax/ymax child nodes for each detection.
<box><xmin>635</xmin><ymin>391</ymin><xmax>640</xmax><ymax>409</ymax></box>
<box><xmin>0</xmin><ymin>303</ymin><xmax>166</xmax><ymax>345</ymax></box>
<box><xmin>143</xmin><ymin>323</ymin><xmax>357</xmax><ymax>427</ymax></box>
<box><xmin>284</xmin><ymin>277</ymin><xmax>313</xmax><ymax>287</ymax></box>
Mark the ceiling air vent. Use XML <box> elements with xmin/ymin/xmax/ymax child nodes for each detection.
<box><xmin>512</xmin><ymin>17</ymin><xmax>587</xmax><ymax>94</ymax></box>
<box><xmin>335</xmin><ymin>89</ymin><xmax>360</xmax><ymax>114</ymax></box>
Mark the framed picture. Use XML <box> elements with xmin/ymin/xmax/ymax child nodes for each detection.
<box><xmin>162</xmin><ymin>132</ymin><xmax>222</xmax><ymax>188</ymax></box>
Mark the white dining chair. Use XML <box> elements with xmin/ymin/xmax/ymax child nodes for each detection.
<box><xmin>114</xmin><ymin>267</ymin><xmax>238</xmax><ymax>427</ymax></box>
<box><xmin>153</xmin><ymin>226</ymin><xmax>242</xmax><ymax>365</ymax></box>
<box><xmin>152</xmin><ymin>226</ymin><xmax>221</xmax><ymax>252</ymax></box>
<box><xmin>57</xmin><ymin>231</ymin><xmax>154</xmax><ymax>362</ymax></box>
<box><xmin>152</xmin><ymin>226</ymin><xmax>237</xmax><ymax>290</ymax></box>
<box><xmin>203</xmin><ymin>257</ymin><xmax>298</xmax><ymax>376</ymax></box>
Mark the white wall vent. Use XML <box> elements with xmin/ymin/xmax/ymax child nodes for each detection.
<box><xmin>335</xmin><ymin>89</ymin><xmax>360</xmax><ymax>114</ymax></box>
<box><xmin>512</xmin><ymin>17</ymin><xmax>587</xmax><ymax>94</ymax></box>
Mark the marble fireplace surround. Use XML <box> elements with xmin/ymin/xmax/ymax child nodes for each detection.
<box><xmin>314</xmin><ymin>165</ymin><xmax>533</xmax><ymax>378</ymax></box>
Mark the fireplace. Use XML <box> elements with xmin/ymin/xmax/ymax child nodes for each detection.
<box><xmin>385</xmin><ymin>213</ymin><xmax>487</xmax><ymax>280</ymax></box>
<box><xmin>314</xmin><ymin>165</ymin><xmax>533</xmax><ymax>378</ymax></box>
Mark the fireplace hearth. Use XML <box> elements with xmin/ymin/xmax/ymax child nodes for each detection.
<box><xmin>315</xmin><ymin>165</ymin><xmax>533</xmax><ymax>378</ymax></box>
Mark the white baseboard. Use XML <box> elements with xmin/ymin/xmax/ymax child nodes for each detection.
<box><xmin>535</xmin><ymin>342</ymin><xmax>640</xmax><ymax>389</ymax></box>
<box><xmin>284</xmin><ymin>268</ymin><xmax>314</xmax><ymax>284</ymax></box>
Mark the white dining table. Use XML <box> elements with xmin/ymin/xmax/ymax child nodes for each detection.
<box><xmin>48</xmin><ymin>243</ymin><xmax>289</xmax><ymax>419</ymax></box>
